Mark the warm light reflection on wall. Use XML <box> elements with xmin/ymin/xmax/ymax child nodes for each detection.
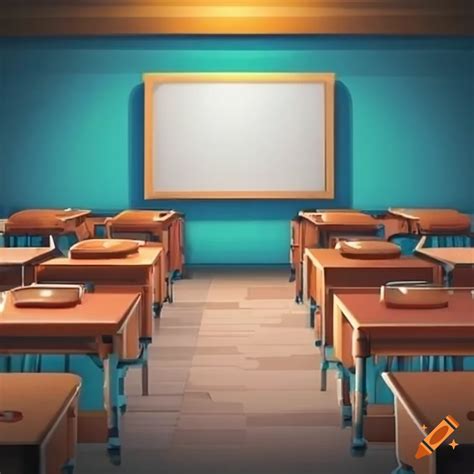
<box><xmin>0</xmin><ymin>1</ymin><xmax>471</xmax><ymax>35</ymax></box>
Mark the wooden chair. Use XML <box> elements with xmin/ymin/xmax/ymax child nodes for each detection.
<box><xmin>5</xmin><ymin>208</ymin><xmax>91</xmax><ymax>248</ymax></box>
<box><xmin>105</xmin><ymin>210</ymin><xmax>185</xmax><ymax>302</ymax></box>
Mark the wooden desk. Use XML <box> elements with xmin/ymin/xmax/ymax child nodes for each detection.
<box><xmin>0</xmin><ymin>373</ymin><xmax>81</xmax><ymax>474</ymax></box>
<box><xmin>389</xmin><ymin>208</ymin><xmax>471</xmax><ymax>235</ymax></box>
<box><xmin>37</xmin><ymin>246</ymin><xmax>166</xmax><ymax>339</ymax></box>
<box><xmin>0</xmin><ymin>247</ymin><xmax>58</xmax><ymax>291</ymax></box>
<box><xmin>304</xmin><ymin>249</ymin><xmax>439</xmax><ymax>388</ymax></box>
<box><xmin>0</xmin><ymin>291</ymin><xmax>141</xmax><ymax>462</ymax></box>
<box><xmin>415</xmin><ymin>247</ymin><xmax>474</xmax><ymax>287</ymax></box>
<box><xmin>105</xmin><ymin>210</ymin><xmax>184</xmax><ymax>283</ymax></box>
<box><xmin>383</xmin><ymin>372</ymin><xmax>474</xmax><ymax>474</ymax></box>
<box><xmin>333</xmin><ymin>290</ymin><xmax>474</xmax><ymax>453</ymax></box>
<box><xmin>291</xmin><ymin>211</ymin><xmax>403</xmax><ymax>302</ymax></box>
<box><xmin>5</xmin><ymin>209</ymin><xmax>91</xmax><ymax>245</ymax></box>
<box><xmin>36</xmin><ymin>246</ymin><xmax>165</xmax><ymax>397</ymax></box>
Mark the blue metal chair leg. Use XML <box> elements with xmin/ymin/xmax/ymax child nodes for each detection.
<box><xmin>61</xmin><ymin>460</ymin><xmax>75</xmax><ymax>474</ymax></box>
<box><xmin>166</xmin><ymin>274</ymin><xmax>175</xmax><ymax>303</ymax></box>
<box><xmin>320</xmin><ymin>358</ymin><xmax>329</xmax><ymax>392</ymax></box>
<box><xmin>392</xmin><ymin>463</ymin><xmax>415</xmax><ymax>474</ymax></box>
<box><xmin>153</xmin><ymin>302</ymin><xmax>162</xmax><ymax>319</ymax></box>
<box><xmin>309</xmin><ymin>297</ymin><xmax>317</xmax><ymax>329</ymax></box>
<box><xmin>453</xmin><ymin>356</ymin><xmax>464</xmax><ymax>371</ymax></box>
<box><xmin>118</xmin><ymin>367</ymin><xmax>128</xmax><ymax>414</ymax></box>
<box><xmin>117</xmin><ymin>339</ymin><xmax>150</xmax><ymax>399</ymax></box>
<box><xmin>337</xmin><ymin>365</ymin><xmax>352</xmax><ymax>426</ymax></box>
<box><xmin>295</xmin><ymin>291</ymin><xmax>303</xmax><ymax>304</ymax></box>
<box><xmin>289</xmin><ymin>267</ymin><xmax>295</xmax><ymax>282</ymax></box>
<box><xmin>105</xmin><ymin>353</ymin><xmax>121</xmax><ymax>466</ymax></box>
<box><xmin>352</xmin><ymin>356</ymin><xmax>368</xmax><ymax>454</ymax></box>
<box><xmin>141</xmin><ymin>342</ymin><xmax>150</xmax><ymax>397</ymax></box>
<box><xmin>21</xmin><ymin>354</ymin><xmax>36</xmax><ymax>372</ymax></box>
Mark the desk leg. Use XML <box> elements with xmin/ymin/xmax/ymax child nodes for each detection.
<box><xmin>75</xmin><ymin>220</ymin><xmax>91</xmax><ymax>241</ymax></box>
<box><xmin>320</xmin><ymin>344</ymin><xmax>329</xmax><ymax>392</ymax></box>
<box><xmin>153</xmin><ymin>302</ymin><xmax>162</xmax><ymax>319</ymax></box>
<box><xmin>336</xmin><ymin>364</ymin><xmax>352</xmax><ymax>426</ymax></box>
<box><xmin>61</xmin><ymin>460</ymin><xmax>75</xmax><ymax>474</ymax></box>
<box><xmin>166</xmin><ymin>275</ymin><xmax>174</xmax><ymax>303</ymax></box>
<box><xmin>104</xmin><ymin>353</ymin><xmax>121</xmax><ymax>465</ymax></box>
<box><xmin>441</xmin><ymin>265</ymin><xmax>455</xmax><ymax>372</ymax></box>
<box><xmin>352</xmin><ymin>356</ymin><xmax>368</xmax><ymax>454</ymax></box>
<box><xmin>391</xmin><ymin>464</ymin><xmax>415</xmax><ymax>474</ymax></box>
<box><xmin>289</xmin><ymin>265</ymin><xmax>295</xmax><ymax>282</ymax></box>
<box><xmin>309</xmin><ymin>298</ymin><xmax>317</xmax><ymax>329</ymax></box>
<box><xmin>444</xmin><ymin>266</ymin><xmax>454</xmax><ymax>287</ymax></box>
<box><xmin>297</xmin><ymin>256</ymin><xmax>306</xmax><ymax>305</ymax></box>
<box><xmin>141</xmin><ymin>341</ymin><xmax>150</xmax><ymax>397</ymax></box>
<box><xmin>21</xmin><ymin>264</ymin><xmax>26</xmax><ymax>286</ymax></box>
<box><xmin>392</xmin><ymin>465</ymin><xmax>415</xmax><ymax>474</ymax></box>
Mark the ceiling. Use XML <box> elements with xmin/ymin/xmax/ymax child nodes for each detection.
<box><xmin>0</xmin><ymin>0</ymin><xmax>472</xmax><ymax>36</ymax></box>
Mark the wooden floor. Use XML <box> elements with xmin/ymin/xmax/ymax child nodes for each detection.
<box><xmin>76</xmin><ymin>267</ymin><xmax>396</xmax><ymax>474</ymax></box>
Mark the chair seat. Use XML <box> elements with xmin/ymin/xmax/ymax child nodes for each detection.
<box><xmin>5</xmin><ymin>209</ymin><xmax>66</xmax><ymax>234</ymax></box>
<box><xmin>106</xmin><ymin>210</ymin><xmax>175</xmax><ymax>233</ymax></box>
<box><xmin>416</xmin><ymin>211</ymin><xmax>471</xmax><ymax>234</ymax></box>
<box><xmin>390</xmin><ymin>208</ymin><xmax>471</xmax><ymax>234</ymax></box>
<box><xmin>319</xmin><ymin>212</ymin><xmax>377</xmax><ymax>226</ymax></box>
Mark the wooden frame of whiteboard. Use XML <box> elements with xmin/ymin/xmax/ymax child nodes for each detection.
<box><xmin>143</xmin><ymin>73</ymin><xmax>335</xmax><ymax>200</ymax></box>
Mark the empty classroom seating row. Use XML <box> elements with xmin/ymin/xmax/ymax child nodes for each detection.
<box><xmin>1</xmin><ymin>206</ymin><xmax>472</xmax><ymax>473</ymax></box>
<box><xmin>291</xmin><ymin>208</ymin><xmax>472</xmax><ymax>301</ymax></box>
<box><xmin>0</xmin><ymin>207</ymin><xmax>186</xmax><ymax>471</ymax></box>
<box><xmin>293</xmin><ymin>207</ymin><xmax>473</xmax><ymax>473</ymax></box>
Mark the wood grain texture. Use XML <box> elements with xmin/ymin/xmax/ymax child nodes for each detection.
<box><xmin>0</xmin><ymin>373</ymin><xmax>80</xmax><ymax>445</ymax></box>
<box><xmin>416</xmin><ymin>247</ymin><xmax>474</xmax><ymax>266</ymax></box>
<box><xmin>0</xmin><ymin>1</ymin><xmax>472</xmax><ymax>36</ymax></box>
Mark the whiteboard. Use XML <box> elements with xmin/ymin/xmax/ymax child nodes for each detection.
<box><xmin>144</xmin><ymin>73</ymin><xmax>335</xmax><ymax>199</ymax></box>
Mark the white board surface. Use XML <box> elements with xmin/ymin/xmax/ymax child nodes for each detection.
<box><xmin>145</xmin><ymin>75</ymin><xmax>334</xmax><ymax>199</ymax></box>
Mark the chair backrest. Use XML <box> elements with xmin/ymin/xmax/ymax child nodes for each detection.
<box><xmin>422</xmin><ymin>234</ymin><xmax>473</xmax><ymax>248</ymax></box>
<box><xmin>388</xmin><ymin>233</ymin><xmax>422</xmax><ymax>256</ymax></box>
<box><xmin>415</xmin><ymin>210</ymin><xmax>470</xmax><ymax>234</ymax></box>
<box><xmin>318</xmin><ymin>212</ymin><xmax>376</xmax><ymax>226</ymax></box>
<box><xmin>105</xmin><ymin>210</ymin><xmax>171</xmax><ymax>240</ymax></box>
<box><xmin>390</xmin><ymin>232</ymin><xmax>473</xmax><ymax>255</ymax></box>
<box><xmin>5</xmin><ymin>209</ymin><xmax>66</xmax><ymax>236</ymax></box>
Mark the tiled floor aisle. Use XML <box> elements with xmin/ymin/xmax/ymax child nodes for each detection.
<box><xmin>76</xmin><ymin>267</ymin><xmax>396</xmax><ymax>474</ymax></box>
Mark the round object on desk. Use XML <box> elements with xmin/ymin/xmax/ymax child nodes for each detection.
<box><xmin>381</xmin><ymin>282</ymin><xmax>450</xmax><ymax>309</ymax></box>
<box><xmin>336</xmin><ymin>240</ymin><xmax>401</xmax><ymax>259</ymax></box>
<box><xmin>0</xmin><ymin>410</ymin><xmax>23</xmax><ymax>423</ymax></box>
<box><xmin>69</xmin><ymin>239</ymin><xmax>141</xmax><ymax>259</ymax></box>
<box><xmin>11</xmin><ymin>284</ymin><xmax>84</xmax><ymax>308</ymax></box>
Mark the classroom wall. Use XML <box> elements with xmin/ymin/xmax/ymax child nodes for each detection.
<box><xmin>0</xmin><ymin>48</ymin><xmax>5</xmax><ymax>218</ymax></box>
<box><xmin>0</xmin><ymin>37</ymin><xmax>472</xmax><ymax>264</ymax></box>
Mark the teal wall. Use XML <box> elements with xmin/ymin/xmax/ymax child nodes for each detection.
<box><xmin>0</xmin><ymin>47</ymin><xmax>5</xmax><ymax>217</ymax></box>
<box><xmin>0</xmin><ymin>37</ymin><xmax>473</xmax><ymax>263</ymax></box>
